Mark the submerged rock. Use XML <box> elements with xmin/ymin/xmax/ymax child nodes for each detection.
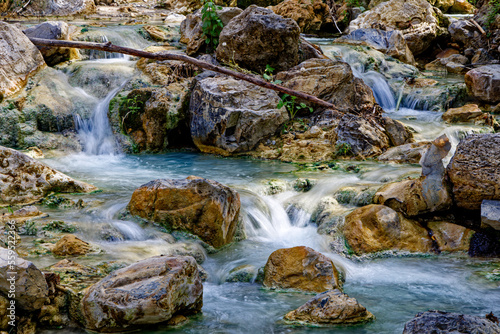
<box><xmin>465</xmin><ymin>65</ymin><xmax>500</xmax><ymax>104</ymax></box>
<box><xmin>284</xmin><ymin>289</ymin><xmax>374</xmax><ymax>325</ymax></box>
<box><xmin>0</xmin><ymin>146</ymin><xmax>97</xmax><ymax>206</ymax></box>
<box><xmin>216</xmin><ymin>5</ymin><xmax>300</xmax><ymax>72</ymax></box>
<box><xmin>263</xmin><ymin>246</ymin><xmax>342</xmax><ymax>292</ymax></box>
<box><xmin>403</xmin><ymin>310</ymin><xmax>500</xmax><ymax>334</ymax></box>
<box><xmin>128</xmin><ymin>176</ymin><xmax>240</xmax><ymax>248</ymax></box>
<box><xmin>81</xmin><ymin>256</ymin><xmax>203</xmax><ymax>332</ymax></box>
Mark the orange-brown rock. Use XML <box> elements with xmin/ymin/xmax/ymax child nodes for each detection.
<box><xmin>129</xmin><ymin>176</ymin><xmax>240</xmax><ymax>248</ymax></box>
<box><xmin>428</xmin><ymin>221</ymin><xmax>473</xmax><ymax>252</ymax></box>
<box><xmin>263</xmin><ymin>246</ymin><xmax>341</xmax><ymax>293</ymax></box>
<box><xmin>52</xmin><ymin>235</ymin><xmax>92</xmax><ymax>256</ymax></box>
<box><xmin>271</xmin><ymin>0</ymin><xmax>332</xmax><ymax>34</ymax></box>
<box><xmin>442</xmin><ymin>104</ymin><xmax>493</xmax><ymax>125</ymax></box>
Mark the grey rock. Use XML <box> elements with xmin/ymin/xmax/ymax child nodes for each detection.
<box><xmin>23</xmin><ymin>21</ymin><xmax>73</xmax><ymax>66</ymax></box>
<box><xmin>481</xmin><ymin>200</ymin><xmax>500</xmax><ymax>231</ymax></box>
<box><xmin>465</xmin><ymin>65</ymin><xmax>500</xmax><ymax>104</ymax></box>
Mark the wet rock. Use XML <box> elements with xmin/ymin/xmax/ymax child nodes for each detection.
<box><xmin>284</xmin><ymin>289</ymin><xmax>374</xmax><ymax>325</ymax></box>
<box><xmin>216</xmin><ymin>5</ymin><xmax>300</xmax><ymax>72</ymax></box>
<box><xmin>225</xmin><ymin>264</ymin><xmax>257</xmax><ymax>282</ymax></box>
<box><xmin>0</xmin><ymin>205</ymin><xmax>46</xmax><ymax>223</ymax></box>
<box><xmin>263</xmin><ymin>246</ymin><xmax>342</xmax><ymax>293</ymax></box>
<box><xmin>0</xmin><ymin>247</ymin><xmax>49</xmax><ymax>311</ymax></box>
<box><xmin>481</xmin><ymin>200</ymin><xmax>500</xmax><ymax>230</ymax></box>
<box><xmin>0</xmin><ymin>146</ymin><xmax>97</xmax><ymax>206</ymax></box>
<box><xmin>52</xmin><ymin>235</ymin><xmax>93</xmax><ymax>256</ymax></box>
<box><xmin>0</xmin><ymin>22</ymin><xmax>45</xmax><ymax>98</ymax></box>
<box><xmin>442</xmin><ymin>104</ymin><xmax>493</xmax><ymax>125</ymax></box>
<box><xmin>344</xmin><ymin>204</ymin><xmax>433</xmax><ymax>254</ymax></box>
<box><xmin>189</xmin><ymin>76</ymin><xmax>288</xmax><ymax>155</ymax></box>
<box><xmin>447</xmin><ymin>134</ymin><xmax>500</xmax><ymax>210</ymax></box>
<box><xmin>275</xmin><ymin>58</ymin><xmax>377</xmax><ymax>114</ymax></box>
<box><xmin>24</xmin><ymin>0</ymin><xmax>95</xmax><ymax>15</ymax></box>
<box><xmin>270</xmin><ymin>0</ymin><xmax>332</xmax><ymax>34</ymax></box>
<box><xmin>428</xmin><ymin>221</ymin><xmax>474</xmax><ymax>252</ymax></box>
<box><xmin>180</xmin><ymin>7</ymin><xmax>243</xmax><ymax>55</ymax></box>
<box><xmin>162</xmin><ymin>242</ymin><xmax>207</xmax><ymax>264</ymax></box>
<box><xmin>425</xmin><ymin>54</ymin><xmax>468</xmax><ymax>74</ymax></box>
<box><xmin>403</xmin><ymin>310</ymin><xmax>500</xmax><ymax>334</ymax></box>
<box><xmin>381</xmin><ymin>117</ymin><xmax>414</xmax><ymax>147</ymax></box>
<box><xmin>129</xmin><ymin>176</ymin><xmax>240</xmax><ymax>248</ymax></box>
<box><xmin>81</xmin><ymin>256</ymin><xmax>203</xmax><ymax>332</ymax></box>
<box><xmin>339</xmin><ymin>28</ymin><xmax>415</xmax><ymax>64</ymax></box>
<box><xmin>377</xmin><ymin>142</ymin><xmax>431</xmax><ymax>164</ymax></box>
<box><xmin>23</xmin><ymin>21</ymin><xmax>78</xmax><ymax>66</ymax></box>
<box><xmin>348</xmin><ymin>0</ymin><xmax>448</xmax><ymax>55</ymax></box>
<box><xmin>142</xmin><ymin>25</ymin><xmax>171</xmax><ymax>42</ymax></box>
<box><xmin>465</xmin><ymin>65</ymin><xmax>500</xmax><ymax>104</ymax></box>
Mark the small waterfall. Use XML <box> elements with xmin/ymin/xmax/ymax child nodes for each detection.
<box><xmin>89</xmin><ymin>36</ymin><xmax>127</xmax><ymax>60</ymax></box>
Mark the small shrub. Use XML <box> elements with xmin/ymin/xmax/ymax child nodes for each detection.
<box><xmin>201</xmin><ymin>0</ymin><xmax>224</xmax><ymax>52</ymax></box>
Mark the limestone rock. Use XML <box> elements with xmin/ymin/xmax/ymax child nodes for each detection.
<box><xmin>448</xmin><ymin>19</ymin><xmax>481</xmax><ymax>47</ymax></box>
<box><xmin>270</xmin><ymin>0</ymin><xmax>332</xmax><ymax>34</ymax></box>
<box><xmin>142</xmin><ymin>26</ymin><xmax>170</xmax><ymax>42</ymax></box>
<box><xmin>189</xmin><ymin>76</ymin><xmax>288</xmax><ymax>155</ymax></box>
<box><xmin>348</xmin><ymin>0</ymin><xmax>448</xmax><ymax>55</ymax></box>
<box><xmin>447</xmin><ymin>134</ymin><xmax>500</xmax><ymax>210</ymax></box>
<box><xmin>481</xmin><ymin>200</ymin><xmax>500</xmax><ymax>230</ymax></box>
<box><xmin>442</xmin><ymin>104</ymin><xmax>493</xmax><ymax>125</ymax></box>
<box><xmin>81</xmin><ymin>256</ymin><xmax>203</xmax><ymax>332</ymax></box>
<box><xmin>216</xmin><ymin>5</ymin><xmax>300</xmax><ymax>72</ymax></box>
<box><xmin>403</xmin><ymin>310</ymin><xmax>500</xmax><ymax>334</ymax></box>
<box><xmin>0</xmin><ymin>22</ymin><xmax>45</xmax><ymax>98</ymax></box>
<box><xmin>381</xmin><ymin>117</ymin><xmax>414</xmax><ymax>146</ymax></box>
<box><xmin>465</xmin><ymin>65</ymin><xmax>500</xmax><ymax>104</ymax></box>
<box><xmin>25</xmin><ymin>0</ymin><xmax>95</xmax><ymax>15</ymax></box>
<box><xmin>0</xmin><ymin>247</ymin><xmax>49</xmax><ymax>311</ymax></box>
<box><xmin>52</xmin><ymin>235</ymin><xmax>92</xmax><ymax>256</ymax></box>
<box><xmin>0</xmin><ymin>146</ymin><xmax>97</xmax><ymax>206</ymax></box>
<box><xmin>377</xmin><ymin>142</ymin><xmax>431</xmax><ymax>164</ymax></box>
<box><xmin>428</xmin><ymin>221</ymin><xmax>474</xmax><ymax>252</ymax></box>
<box><xmin>344</xmin><ymin>204</ymin><xmax>432</xmax><ymax>254</ymax></box>
<box><xmin>129</xmin><ymin>176</ymin><xmax>240</xmax><ymax>248</ymax></box>
<box><xmin>284</xmin><ymin>289</ymin><xmax>375</xmax><ymax>325</ymax></box>
<box><xmin>263</xmin><ymin>246</ymin><xmax>341</xmax><ymax>292</ymax></box>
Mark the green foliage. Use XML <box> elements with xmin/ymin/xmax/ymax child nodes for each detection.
<box><xmin>201</xmin><ymin>0</ymin><xmax>224</xmax><ymax>52</ymax></box>
<box><xmin>277</xmin><ymin>94</ymin><xmax>313</xmax><ymax>120</ymax></box>
<box><xmin>486</xmin><ymin>0</ymin><xmax>500</xmax><ymax>29</ymax></box>
<box><xmin>81</xmin><ymin>27</ymin><xmax>89</xmax><ymax>33</ymax></box>
<box><xmin>42</xmin><ymin>220</ymin><xmax>77</xmax><ymax>233</ymax></box>
<box><xmin>42</xmin><ymin>195</ymin><xmax>74</xmax><ymax>208</ymax></box>
<box><xmin>19</xmin><ymin>221</ymin><xmax>38</xmax><ymax>236</ymax></box>
<box><xmin>263</xmin><ymin>64</ymin><xmax>282</xmax><ymax>84</ymax></box>
<box><xmin>335</xmin><ymin>142</ymin><xmax>353</xmax><ymax>157</ymax></box>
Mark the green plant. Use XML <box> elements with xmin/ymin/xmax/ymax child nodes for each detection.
<box><xmin>277</xmin><ymin>94</ymin><xmax>313</xmax><ymax>120</ymax></box>
<box><xmin>335</xmin><ymin>142</ymin><xmax>353</xmax><ymax>156</ymax></box>
<box><xmin>121</xmin><ymin>95</ymin><xmax>143</xmax><ymax>129</ymax></box>
<box><xmin>42</xmin><ymin>220</ymin><xmax>76</xmax><ymax>233</ymax></box>
<box><xmin>19</xmin><ymin>221</ymin><xmax>38</xmax><ymax>236</ymax></box>
<box><xmin>486</xmin><ymin>0</ymin><xmax>500</xmax><ymax>29</ymax></box>
<box><xmin>262</xmin><ymin>64</ymin><xmax>283</xmax><ymax>84</ymax></box>
<box><xmin>201</xmin><ymin>0</ymin><xmax>223</xmax><ymax>52</ymax></box>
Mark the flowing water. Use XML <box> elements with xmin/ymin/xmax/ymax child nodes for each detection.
<box><xmin>32</xmin><ymin>25</ymin><xmax>500</xmax><ymax>334</ymax></box>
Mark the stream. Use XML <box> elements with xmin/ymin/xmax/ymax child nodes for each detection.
<box><xmin>23</xmin><ymin>22</ymin><xmax>500</xmax><ymax>334</ymax></box>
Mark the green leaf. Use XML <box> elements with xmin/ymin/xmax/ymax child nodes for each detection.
<box><xmin>273</xmin><ymin>79</ymin><xmax>282</xmax><ymax>85</ymax></box>
<box><xmin>263</xmin><ymin>73</ymin><xmax>271</xmax><ymax>80</ymax></box>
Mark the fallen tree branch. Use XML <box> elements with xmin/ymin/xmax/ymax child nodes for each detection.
<box><xmin>28</xmin><ymin>37</ymin><xmax>338</xmax><ymax>110</ymax></box>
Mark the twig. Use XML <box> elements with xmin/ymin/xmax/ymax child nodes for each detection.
<box><xmin>470</xmin><ymin>18</ymin><xmax>486</xmax><ymax>35</ymax></box>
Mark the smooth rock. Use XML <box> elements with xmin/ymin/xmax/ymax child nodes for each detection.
<box><xmin>129</xmin><ymin>176</ymin><xmax>240</xmax><ymax>248</ymax></box>
<box><xmin>481</xmin><ymin>200</ymin><xmax>500</xmax><ymax>230</ymax></box>
<box><xmin>377</xmin><ymin>142</ymin><xmax>431</xmax><ymax>164</ymax></box>
<box><xmin>0</xmin><ymin>146</ymin><xmax>97</xmax><ymax>206</ymax></box>
<box><xmin>263</xmin><ymin>246</ymin><xmax>342</xmax><ymax>292</ymax></box>
<box><xmin>81</xmin><ymin>256</ymin><xmax>203</xmax><ymax>332</ymax></box>
<box><xmin>442</xmin><ymin>104</ymin><xmax>493</xmax><ymax>125</ymax></box>
<box><xmin>284</xmin><ymin>289</ymin><xmax>375</xmax><ymax>325</ymax></box>
<box><xmin>52</xmin><ymin>235</ymin><xmax>92</xmax><ymax>256</ymax></box>
<box><xmin>465</xmin><ymin>65</ymin><xmax>500</xmax><ymax>104</ymax></box>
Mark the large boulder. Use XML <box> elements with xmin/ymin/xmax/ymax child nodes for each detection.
<box><xmin>128</xmin><ymin>176</ymin><xmax>240</xmax><ymax>248</ymax></box>
<box><xmin>0</xmin><ymin>22</ymin><xmax>45</xmax><ymax>98</ymax></box>
<box><xmin>284</xmin><ymin>289</ymin><xmax>375</xmax><ymax>325</ymax></box>
<box><xmin>339</xmin><ymin>28</ymin><xmax>415</xmax><ymax>64</ymax></box>
<box><xmin>348</xmin><ymin>0</ymin><xmax>448</xmax><ymax>55</ymax></box>
<box><xmin>0</xmin><ymin>247</ymin><xmax>49</xmax><ymax>311</ymax></box>
<box><xmin>180</xmin><ymin>7</ymin><xmax>243</xmax><ymax>55</ymax></box>
<box><xmin>216</xmin><ymin>5</ymin><xmax>300</xmax><ymax>72</ymax></box>
<box><xmin>0</xmin><ymin>146</ymin><xmax>97</xmax><ymax>206</ymax></box>
<box><xmin>403</xmin><ymin>310</ymin><xmax>500</xmax><ymax>334</ymax></box>
<box><xmin>465</xmin><ymin>65</ymin><xmax>500</xmax><ymax>104</ymax></box>
<box><xmin>263</xmin><ymin>246</ymin><xmax>342</xmax><ymax>292</ymax></box>
<box><xmin>24</xmin><ymin>0</ymin><xmax>95</xmax><ymax>16</ymax></box>
<box><xmin>23</xmin><ymin>21</ymin><xmax>77</xmax><ymax>66</ymax></box>
<box><xmin>189</xmin><ymin>76</ymin><xmax>288</xmax><ymax>155</ymax></box>
<box><xmin>270</xmin><ymin>0</ymin><xmax>332</xmax><ymax>34</ymax></box>
<box><xmin>81</xmin><ymin>256</ymin><xmax>203</xmax><ymax>332</ymax></box>
<box><xmin>275</xmin><ymin>58</ymin><xmax>377</xmax><ymax>114</ymax></box>
<box><xmin>447</xmin><ymin>134</ymin><xmax>500</xmax><ymax>210</ymax></box>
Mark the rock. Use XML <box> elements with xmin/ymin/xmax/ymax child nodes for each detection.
<box><xmin>216</xmin><ymin>5</ymin><xmax>300</xmax><ymax>72</ymax></box>
<box><xmin>180</xmin><ymin>7</ymin><xmax>243</xmax><ymax>55</ymax></box>
<box><xmin>447</xmin><ymin>134</ymin><xmax>500</xmax><ymax>210</ymax></box>
<box><xmin>343</xmin><ymin>204</ymin><xmax>433</xmax><ymax>254</ymax></box>
<box><xmin>481</xmin><ymin>200</ymin><xmax>500</xmax><ymax>230</ymax></box>
<box><xmin>425</xmin><ymin>54</ymin><xmax>468</xmax><ymax>74</ymax></box>
<box><xmin>23</xmin><ymin>21</ymin><xmax>77</xmax><ymax>66</ymax></box>
<box><xmin>0</xmin><ymin>22</ymin><xmax>45</xmax><ymax>98</ymax></box>
<box><xmin>377</xmin><ymin>142</ymin><xmax>431</xmax><ymax>164</ymax></box>
<box><xmin>284</xmin><ymin>289</ymin><xmax>374</xmax><ymax>325</ymax></box>
<box><xmin>129</xmin><ymin>176</ymin><xmax>240</xmax><ymax>248</ymax></box>
<box><xmin>0</xmin><ymin>247</ymin><xmax>49</xmax><ymax>311</ymax></box>
<box><xmin>339</xmin><ymin>28</ymin><xmax>415</xmax><ymax>64</ymax></box>
<box><xmin>450</xmin><ymin>0</ymin><xmax>475</xmax><ymax>13</ymax></box>
<box><xmin>465</xmin><ymin>65</ymin><xmax>500</xmax><ymax>104</ymax></box>
<box><xmin>381</xmin><ymin>117</ymin><xmax>414</xmax><ymax>147</ymax></box>
<box><xmin>0</xmin><ymin>146</ymin><xmax>97</xmax><ymax>206</ymax></box>
<box><xmin>162</xmin><ymin>242</ymin><xmax>207</xmax><ymax>264</ymax></box>
<box><xmin>237</xmin><ymin>0</ymin><xmax>283</xmax><ymax>9</ymax></box>
<box><xmin>348</xmin><ymin>0</ymin><xmax>448</xmax><ymax>55</ymax></box>
<box><xmin>374</xmin><ymin>135</ymin><xmax>452</xmax><ymax>216</ymax></box>
<box><xmin>403</xmin><ymin>310</ymin><xmax>500</xmax><ymax>334</ymax></box>
<box><xmin>142</xmin><ymin>26</ymin><xmax>171</xmax><ymax>42</ymax></box>
<box><xmin>225</xmin><ymin>264</ymin><xmax>257</xmax><ymax>282</ymax></box>
<box><xmin>81</xmin><ymin>256</ymin><xmax>203</xmax><ymax>332</ymax></box>
<box><xmin>270</xmin><ymin>0</ymin><xmax>332</xmax><ymax>34</ymax></box>
<box><xmin>189</xmin><ymin>76</ymin><xmax>288</xmax><ymax>155</ymax></box>
<box><xmin>275</xmin><ymin>58</ymin><xmax>377</xmax><ymax>114</ymax></box>
<box><xmin>0</xmin><ymin>205</ymin><xmax>46</xmax><ymax>223</ymax></box>
<box><xmin>442</xmin><ymin>104</ymin><xmax>493</xmax><ymax>125</ymax></box>
<box><xmin>263</xmin><ymin>246</ymin><xmax>342</xmax><ymax>292</ymax></box>
<box><xmin>428</xmin><ymin>0</ymin><xmax>455</xmax><ymax>12</ymax></box>
<box><xmin>448</xmin><ymin>19</ymin><xmax>481</xmax><ymax>47</ymax></box>
<box><xmin>52</xmin><ymin>235</ymin><xmax>92</xmax><ymax>256</ymax></box>
<box><xmin>428</xmin><ymin>221</ymin><xmax>474</xmax><ymax>252</ymax></box>
<box><xmin>24</xmin><ymin>0</ymin><xmax>95</xmax><ymax>15</ymax></box>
